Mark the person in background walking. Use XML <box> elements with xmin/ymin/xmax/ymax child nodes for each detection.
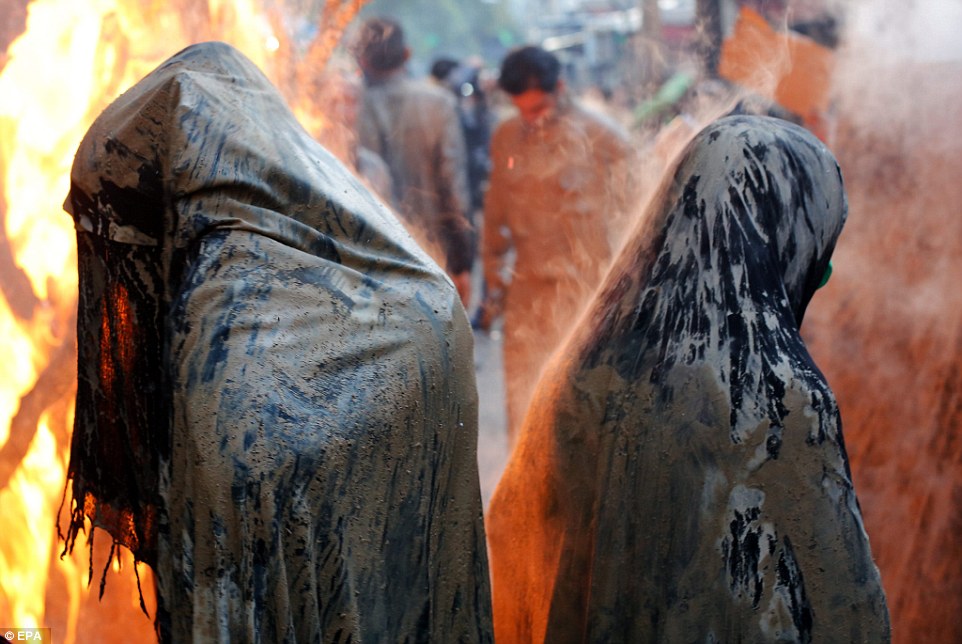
<box><xmin>478</xmin><ymin>45</ymin><xmax>641</xmax><ymax>440</ymax></box>
<box><xmin>353</xmin><ymin>17</ymin><xmax>474</xmax><ymax>305</ymax></box>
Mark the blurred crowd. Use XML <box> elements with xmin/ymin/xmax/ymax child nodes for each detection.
<box><xmin>341</xmin><ymin>17</ymin><xmax>648</xmax><ymax>440</ymax></box>
<box><xmin>322</xmin><ymin>9</ymin><xmax>842</xmax><ymax>441</ymax></box>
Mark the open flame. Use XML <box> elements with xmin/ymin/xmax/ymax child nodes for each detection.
<box><xmin>0</xmin><ymin>1</ymin><xmax>363</xmax><ymax>640</ymax></box>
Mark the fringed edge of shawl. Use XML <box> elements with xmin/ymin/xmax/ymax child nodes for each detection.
<box><xmin>57</xmin><ymin>478</ymin><xmax>153</xmax><ymax>618</ymax></box>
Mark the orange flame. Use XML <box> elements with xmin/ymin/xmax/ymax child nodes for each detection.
<box><xmin>0</xmin><ymin>1</ymin><xmax>364</xmax><ymax>641</ymax></box>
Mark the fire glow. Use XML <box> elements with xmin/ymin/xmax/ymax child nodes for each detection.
<box><xmin>0</xmin><ymin>1</ymin><xmax>363</xmax><ymax>640</ymax></box>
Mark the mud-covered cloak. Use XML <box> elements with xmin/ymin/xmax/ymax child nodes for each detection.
<box><xmin>487</xmin><ymin>115</ymin><xmax>889</xmax><ymax>643</ymax></box>
<box><xmin>61</xmin><ymin>42</ymin><xmax>492</xmax><ymax>642</ymax></box>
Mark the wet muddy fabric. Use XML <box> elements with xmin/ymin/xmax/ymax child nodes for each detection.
<box><xmin>482</xmin><ymin>100</ymin><xmax>640</xmax><ymax>438</ymax></box>
<box><xmin>486</xmin><ymin>115</ymin><xmax>889</xmax><ymax>643</ymax></box>
<box><xmin>62</xmin><ymin>42</ymin><xmax>492</xmax><ymax>643</ymax></box>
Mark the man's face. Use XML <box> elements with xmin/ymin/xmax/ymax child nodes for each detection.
<box><xmin>511</xmin><ymin>88</ymin><xmax>558</xmax><ymax>127</ymax></box>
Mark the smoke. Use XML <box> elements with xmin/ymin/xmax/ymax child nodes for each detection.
<box><xmin>827</xmin><ymin>0</ymin><xmax>962</xmax><ymax>312</ymax></box>
<box><xmin>848</xmin><ymin>0</ymin><xmax>962</xmax><ymax>63</ymax></box>
<box><xmin>803</xmin><ymin>1</ymin><xmax>962</xmax><ymax>640</ymax></box>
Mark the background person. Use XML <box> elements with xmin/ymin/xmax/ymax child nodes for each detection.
<box><xmin>478</xmin><ymin>45</ymin><xmax>641</xmax><ymax>440</ymax></box>
<box><xmin>353</xmin><ymin>17</ymin><xmax>474</xmax><ymax>305</ymax></box>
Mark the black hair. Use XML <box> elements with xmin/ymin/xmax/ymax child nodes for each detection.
<box><xmin>353</xmin><ymin>17</ymin><xmax>407</xmax><ymax>72</ymax></box>
<box><xmin>497</xmin><ymin>46</ymin><xmax>561</xmax><ymax>95</ymax></box>
<box><xmin>430</xmin><ymin>57</ymin><xmax>459</xmax><ymax>82</ymax></box>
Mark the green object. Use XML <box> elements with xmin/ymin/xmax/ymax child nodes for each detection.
<box><xmin>817</xmin><ymin>261</ymin><xmax>833</xmax><ymax>289</ymax></box>
<box><xmin>633</xmin><ymin>72</ymin><xmax>695</xmax><ymax>125</ymax></box>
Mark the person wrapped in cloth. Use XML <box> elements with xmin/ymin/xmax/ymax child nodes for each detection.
<box><xmin>60</xmin><ymin>41</ymin><xmax>493</xmax><ymax>643</ymax></box>
<box><xmin>486</xmin><ymin>115</ymin><xmax>890</xmax><ymax>642</ymax></box>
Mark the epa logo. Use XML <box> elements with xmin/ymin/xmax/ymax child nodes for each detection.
<box><xmin>1</xmin><ymin>630</ymin><xmax>49</xmax><ymax>642</ymax></box>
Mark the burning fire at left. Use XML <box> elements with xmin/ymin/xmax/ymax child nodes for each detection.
<box><xmin>0</xmin><ymin>0</ymin><xmax>364</xmax><ymax>640</ymax></box>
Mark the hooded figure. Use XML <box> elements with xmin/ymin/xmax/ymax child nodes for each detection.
<box><xmin>486</xmin><ymin>115</ymin><xmax>889</xmax><ymax>643</ymax></box>
<box><xmin>60</xmin><ymin>42</ymin><xmax>492</xmax><ymax>642</ymax></box>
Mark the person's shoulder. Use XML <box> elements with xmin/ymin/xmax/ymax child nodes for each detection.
<box><xmin>369</xmin><ymin>74</ymin><xmax>451</xmax><ymax>104</ymax></box>
<box><xmin>403</xmin><ymin>77</ymin><xmax>457</xmax><ymax>106</ymax></box>
<box><xmin>491</xmin><ymin>114</ymin><xmax>523</xmax><ymax>140</ymax></box>
<box><xmin>487</xmin><ymin>115</ymin><xmax>525</xmax><ymax>158</ymax></box>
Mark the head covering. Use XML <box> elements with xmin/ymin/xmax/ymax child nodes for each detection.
<box><xmin>62</xmin><ymin>41</ymin><xmax>491</xmax><ymax>641</ymax></box>
<box><xmin>487</xmin><ymin>115</ymin><xmax>889</xmax><ymax>642</ymax></box>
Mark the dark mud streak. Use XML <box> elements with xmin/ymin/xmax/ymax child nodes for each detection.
<box><xmin>776</xmin><ymin>537</ymin><xmax>814</xmax><ymax>642</ymax></box>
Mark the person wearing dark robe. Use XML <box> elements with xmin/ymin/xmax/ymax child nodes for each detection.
<box><xmin>60</xmin><ymin>41</ymin><xmax>493</xmax><ymax>643</ymax></box>
<box><xmin>486</xmin><ymin>114</ymin><xmax>890</xmax><ymax>642</ymax></box>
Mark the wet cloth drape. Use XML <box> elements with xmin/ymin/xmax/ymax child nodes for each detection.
<box><xmin>61</xmin><ymin>41</ymin><xmax>492</xmax><ymax>643</ymax></box>
<box><xmin>487</xmin><ymin>115</ymin><xmax>889</xmax><ymax>643</ymax></box>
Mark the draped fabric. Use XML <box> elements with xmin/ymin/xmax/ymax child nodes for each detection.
<box><xmin>487</xmin><ymin>115</ymin><xmax>889</xmax><ymax>643</ymax></box>
<box><xmin>61</xmin><ymin>41</ymin><xmax>492</xmax><ymax>643</ymax></box>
